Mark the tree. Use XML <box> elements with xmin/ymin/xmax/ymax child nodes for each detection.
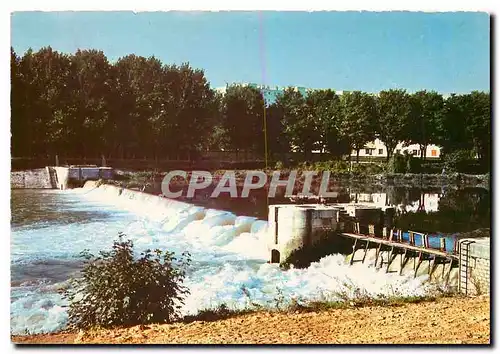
<box><xmin>277</xmin><ymin>88</ymin><xmax>318</xmax><ymax>160</ymax></box>
<box><xmin>439</xmin><ymin>93</ymin><xmax>474</xmax><ymax>155</ymax></box>
<box><xmin>339</xmin><ymin>91</ymin><xmax>377</xmax><ymax>162</ymax></box>
<box><xmin>221</xmin><ymin>84</ymin><xmax>265</xmax><ymax>156</ymax></box>
<box><xmin>66</xmin><ymin>49</ymin><xmax>113</xmax><ymax>157</ymax></box>
<box><xmin>265</xmin><ymin>102</ymin><xmax>289</xmax><ymax>162</ymax></box>
<box><xmin>11</xmin><ymin>47</ymin><xmax>25</xmax><ymax>156</ymax></box>
<box><xmin>377</xmin><ymin>89</ymin><xmax>412</xmax><ymax>161</ymax></box>
<box><xmin>20</xmin><ymin>47</ymin><xmax>74</xmax><ymax>157</ymax></box>
<box><xmin>407</xmin><ymin>91</ymin><xmax>444</xmax><ymax>160</ymax></box>
<box><xmin>466</xmin><ymin>91</ymin><xmax>491</xmax><ymax>169</ymax></box>
<box><xmin>165</xmin><ymin>63</ymin><xmax>219</xmax><ymax>158</ymax></box>
<box><xmin>112</xmin><ymin>55</ymin><xmax>166</xmax><ymax>159</ymax></box>
<box><xmin>307</xmin><ymin>89</ymin><xmax>348</xmax><ymax>158</ymax></box>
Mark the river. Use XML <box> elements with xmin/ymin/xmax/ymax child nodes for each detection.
<box><xmin>10</xmin><ymin>185</ymin><xmax>490</xmax><ymax>334</ymax></box>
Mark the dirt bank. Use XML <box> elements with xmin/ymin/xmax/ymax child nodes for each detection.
<box><xmin>12</xmin><ymin>296</ymin><xmax>490</xmax><ymax>345</ymax></box>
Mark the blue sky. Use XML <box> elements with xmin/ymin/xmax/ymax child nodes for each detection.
<box><xmin>11</xmin><ymin>11</ymin><xmax>490</xmax><ymax>93</ymax></box>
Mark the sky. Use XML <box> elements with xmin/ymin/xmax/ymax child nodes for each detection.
<box><xmin>10</xmin><ymin>11</ymin><xmax>490</xmax><ymax>94</ymax></box>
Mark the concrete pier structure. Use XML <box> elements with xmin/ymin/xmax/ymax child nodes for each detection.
<box><xmin>267</xmin><ymin>203</ymin><xmax>490</xmax><ymax>292</ymax></box>
<box><xmin>267</xmin><ymin>203</ymin><xmax>393</xmax><ymax>264</ymax></box>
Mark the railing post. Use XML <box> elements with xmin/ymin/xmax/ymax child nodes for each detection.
<box><xmin>440</xmin><ymin>237</ymin><xmax>446</xmax><ymax>252</ymax></box>
<box><xmin>423</xmin><ymin>234</ymin><xmax>429</xmax><ymax>248</ymax></box>
<box><xmin>409</xmin><ymin>231</ymin><xmax>415</xmax><ymax>246</ymax></box>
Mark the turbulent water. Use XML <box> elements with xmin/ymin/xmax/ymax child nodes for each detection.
<box><xmin>11</xmin><ymin>187</ymin><xmax>438</xmax><ymax>334</ymax></box>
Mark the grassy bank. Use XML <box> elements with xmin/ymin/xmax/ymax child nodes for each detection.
<box><xmin>12</xmin><ymin>295</ymin><xmax>490</xmax><ymax>344</ymax></box>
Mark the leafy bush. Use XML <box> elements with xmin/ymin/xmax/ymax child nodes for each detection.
<box><xmin>387</xmin><ymin>153</ymin><xmax>421</xmax><ymax>174</ymax></box>
<box><xmin>443</xmin><ymin>149</ymin><xmax>480</xmax><ymax>174</ymax></box>
<box><xmin>297</xmin><ymin>160</ymin><xmax>350</xmax><ymax>173</ymax></box>
<box><xmin>64</xmin><ymin>234</ymin><xmax>191</xmax><ymax>330</ymax></box>
<box><xmin>406</xmin><ymin>155</ymin><xmax>421</xmax><ymax>173</ymax></box>
<box><xmin>274</xmin><ymin>160</ymin><xmax>285</xmax><ymax>170</ymax></box>
<box><xmin>387</xmin><ymin>154</ymin><xmax>407</xmax><ymax>173</ymax></box>
<box><xmin>350</xmin><ymin>162</ymin><xmax>386</xmax><ymax>175</ymax></box>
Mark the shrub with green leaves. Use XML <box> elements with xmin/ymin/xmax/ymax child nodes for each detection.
<box><xmin>443</xmin><ymin>149</ymin><xmax>475</xmax><ymax>173</ymax></box>
<box><xmin>63</xmin><ymin>234</ymin><xmax>191</xmax><ymax>329</ymax></box>
<box><xmin>387</xmin><ymin>154</ymin><xmax>407</xmax><ymax>173</ymax></box>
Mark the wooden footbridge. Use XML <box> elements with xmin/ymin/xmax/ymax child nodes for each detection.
<box><xmin>341</xmin><ymin>224</ymin><xmax>458</xmax><ymax>280</ymax></box>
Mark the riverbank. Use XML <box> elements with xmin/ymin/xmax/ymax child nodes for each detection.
<box><xmin>12</xmin><ymin>295</ymin><xmax>490</xmax><ymax>344</ymax></box>
<box><xmin>111</xmin><ymin>170</ymin><xmax>490</xmax><ymax>194</ymax></box>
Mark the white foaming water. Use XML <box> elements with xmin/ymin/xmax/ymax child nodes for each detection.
<box><xmin>10</xmin><ymin>186</ymin><xmax>436</xmax><ymax>334</ymax></box>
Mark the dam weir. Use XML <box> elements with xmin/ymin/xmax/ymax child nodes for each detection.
<box><xmin>81</xmin><ymin>181</ymin><xmax>489</xmax><ymax>294</ymax></box>
<box><xmin>268</xmin><ymin>203</ymin><xmax>490</xmax><ymax>295</ymax></box>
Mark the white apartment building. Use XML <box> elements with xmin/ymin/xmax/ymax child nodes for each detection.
<box><xmin>214</xmin><ymin>83</ymin><xmax>340</xmax><ymax>104</ymax></box>
<box><xmin>350</xmin><ymin>138</ymin><xmax>441</xmax><ymax>159</ymax></box>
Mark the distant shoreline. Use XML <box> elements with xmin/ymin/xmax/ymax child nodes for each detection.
<box><xmin>10</xmin><ymin>169</ymin><xmax>489</xmax><ymax>192</ymax></box>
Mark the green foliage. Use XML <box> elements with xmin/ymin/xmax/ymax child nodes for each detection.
<box><xmin>339</xmin><ymin>91</ymin><xmax>377</xmax><ymax>161</ymax></box>
<box><xmin>387</xmin><ymin>152</ymin><xmax>421</xmax><ymax>173</ymax></box>
<box><xmin>350</xmin><ymin>162</ymin><xmax>386</xmax><ymax>175</ymax></box>
<box><xmin>274</xmin><ymin>160</ymin><xmax>285</xmax><ymax>170</ymax></box>
<box><xmin>276</xmin><ymin>88</ymin><xmax>319</xmax><ymax>159</ymax></box>
<box><xmin>443</xmin><ymin>149</ymin><xmax>475</xmax><ymax>173</ymax></box>
<box><xmin>11</xmin><ymin>47</ymin><xmax>217</xmax><ymax>159</ymax></box>
<box><xmin>377</xmin><ymin>89</ymin><xmax>412</xmax><ymax>161</ymax></box>
<box><xmin>222</xmin><ymin>85</ymin><xmax>265</xmax><ymax>154</ymax></box>
<box><xmin>10</xmin><ymin>46</ymin><xmax>490</xmax><ymax>173</ymax></box>
<box><xmin>387</xmin><ymin>154</ymin><xmax>407</xmax><ymax>173</ymax></box>
<box><xmin>406</xmin><ymin>155</ymin><xmax>422</xmax><ymax>173</ymax></box>
<box><xmin>406</xmin><ymin>91</ymin><xmax>444</xmax><ymax>159</ymax></box>
<box><xmin>63</xmin><ymin>234</ymin><xmax>191</xmax><ymax>330</ymax></box>
<box><xmin>308</xmin><ymin>90</ymin><xmax>348</xmax><ymax>158</ymax></box>
<box><xmin>182</xmin><ymin>304</ymin><xmax>251</xmax><ymax>323</ymax></box>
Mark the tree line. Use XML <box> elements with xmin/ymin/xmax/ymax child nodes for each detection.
<box><xmin>11</xmin><ymin>47</ymin><xmax>491</xmax><ymax>169</ymax></box>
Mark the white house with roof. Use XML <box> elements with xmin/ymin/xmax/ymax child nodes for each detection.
<box><xmin>350</xmin><ymin>138</ymin><xmax>441</xmax><ymax>159</ymax></box>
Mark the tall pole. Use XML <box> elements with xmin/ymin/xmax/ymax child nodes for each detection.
<box><xmin>259</xmin><ymin>12</ymin><xmax>269</xmax><ymax>171</ymax></box>
<box><xmin>259</xmin><ymin>12</ymin><xmax>270</xmax><ymax>213</ymax></box>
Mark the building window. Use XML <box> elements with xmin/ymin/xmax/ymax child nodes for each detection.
<box><xmin>378</xmin><ymin>149</ymin><xmax>383</xmax><ymax>155</ymax></box>
<box><xmin>412</xmin><ymin>150</ymin><xmax>418</xmax><ymax>155</ymax></box>
<box><xmin>431</xmin><ymin>149</ymin><xmax>437</xmax><ymax>157</ymax></box>
<box><xmin>396</xmin><ymin>149</ymin><xmax>401</xmax><ymax>155</ymax></box>
<box><xmin>365</xmin><ymin>148</ymin><xmax>373</xmax><ymax>155</ymax></box>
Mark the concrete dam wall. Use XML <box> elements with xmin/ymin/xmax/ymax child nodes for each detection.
<box><xmin>11</xmin><ymin>166</ymin><xmax>114</xmax><ymax>190</ymax></box>
<box><xmin>11</xmin><ymin>168</ymin><xmax>54</xmax><ymax>189</ymax></box>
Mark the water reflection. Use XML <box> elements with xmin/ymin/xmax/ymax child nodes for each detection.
<box><xmin>349</xmin><ymin>192</ymin><xmax>440</xmax><ymax>212</ymax></box>
<box><xmin>11</xmin><ymin>189</ymin><xmax>128</xmax><ymax>230</ymax></box>
<box><xmin>201</xmin><ymin>186</ymin><xmax>490</xmax><ymax>235</ymax></box>
<box><xmin>350</xmin><ymin>187</ymin><xmax>490</xmax><ymax>234</ymax></box>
